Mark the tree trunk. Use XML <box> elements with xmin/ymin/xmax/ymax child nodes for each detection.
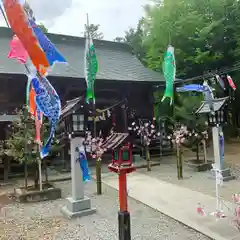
<box><xmin>196</xmin><ymin>143</ymin><xmax>200</xmax><ymax>162</ymax></box>
<box><xmin>179</xmin><ymin>145</ymin><xmax>183</xmax><ymax>179</ymax></box>
<box><xmin>146</xmin><ymin>146</ymin><xmax>151</xmax><ymax>171</ymax></box>
<box><xmin>43</xmin><ymin>160</ymin><xmax>48</xmax><ymax>184</ymax></box>
<box><xmin>34</xmin><ymin>162</ymin><xmax>39</xmax><ymax>189</ymax></box>
<box><xmin>202</xmin><ymin>140</ymin><xmax>207</xmax><ymax>163</ymax></box>
<box><xmin>176</xmin><ymin>144</ymin><xmax>180</xmax><ymax>179</ymax></box>
<box><xmin>176</xmin><ymin>143</ymin><xmax>183</xmax><ymax>180</ymax></box>
<box><xmin>38</xmin><ymin>159</ymin><xmax>43</xmax><ymax>191</ymax></box>
<box><xmin>24</xmin><ymin>162</ymin><xmax>28</xmax><ymax>189</ymax></box>
<box><xmin>63</xmin><ymin>140</ymin><xmax>70</xmax><ymax>170</ymax></box>
<box><xmin>96</xmin><ymin>158</ymin><xmax>102</xmax><ymax>195</ymax></box>
<box><xmin>3</xmin><ymin>156</ymin><xmax>9</xmax><ymax>182</ymax></box>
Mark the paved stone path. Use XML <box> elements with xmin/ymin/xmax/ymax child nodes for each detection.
<box><xmin>102</xmin><ymin>171</ymin><xmax>240</xmax><ymax>240</ymax></box>
<box><xmin>137</xmin><ymin>159</ymin><xmax>240</xmax><ymax>202</ymax></box>
<box><xmin>0</xmin><ymin>180</ymin><xmax>209</xmax><ymax>240</ymax></box>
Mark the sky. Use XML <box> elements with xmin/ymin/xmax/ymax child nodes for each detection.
<box><xmin>0</xmin><ymin>0</ymin><xmax>149</xmax><ymax>40</ymax></box>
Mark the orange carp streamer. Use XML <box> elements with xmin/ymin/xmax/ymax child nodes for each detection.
<box><xmin>29</xmin><ymin>86</ymin><xmax>36</xmax><ymax>116</ymax></box>
<box><xmin>35</xmin><ymin>110</ymin><xmax>43</xmax><ymax>145</ymax></box>
<box><xmin>3</xmin><ymin>0</ymin><xmax>49</xmax><ymax>74</ymax></box>
<box><xmin>29</xmin><ymin>86</ymin><xmax>43</xmax><ymax>144</ymax></box>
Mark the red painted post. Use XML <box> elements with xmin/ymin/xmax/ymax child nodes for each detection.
<box><xmin>108</xmin><ymin>144</ymin><xmax>135</xmax><ymax>240</ymax></box>
<box><xmin>119</xmin><ymin>170</ymin><xmax>128</xmax><ymax>212</ymax></box>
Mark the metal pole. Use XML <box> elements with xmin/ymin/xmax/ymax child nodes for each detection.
<box><xmin>86</xmin><ymin>13</ymin><xmax>102</xmax><ymax>195</ymax></box>
<box><xmin>212</xmin><ymin>126</ymin><xmax>221</xmax><ymax>211</ymax></box>
<box><xmin>0</xmin><ymin>5</ymin><xmax>10</xmax><ymax>28</ymax></box>
<box><xmin>37</xmin><ymin>145</ymin><xmax>43</xmax><ymax>191</ymax></box>
<box><xmin>172</xmin><ymin>85</ymin><xmax>182</xmax><ymax>179</ymax></box>
<box><xmin>1</xmin><ymin>6</ymin><xmax>51</xmax><ymax>191</ymax></box>
<box><xmin>219</xmin><ymin>126</ymin><xmax>224</xmax><ymax>169</ymax></box>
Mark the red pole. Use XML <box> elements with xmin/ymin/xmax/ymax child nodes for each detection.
<box><xmin>119</xmin><ymin>170</ymin><xmax>128</xmax><ymax>212</ymax></box>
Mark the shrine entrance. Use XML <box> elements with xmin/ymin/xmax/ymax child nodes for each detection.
<box><xmin>88</xmin><ymin>100</ymin><xmax>127</xmax><ymax>138</ymax></box>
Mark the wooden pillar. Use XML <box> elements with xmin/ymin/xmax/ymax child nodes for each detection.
<box><xmin>121</xmin><ymin>104</ymin><xmax>128</xmax><ymax>133</ymax></box>
<box><xmin>3</xmin><ymin>123</ymin><xmax>10</xmax><ymax>181</ymax></box>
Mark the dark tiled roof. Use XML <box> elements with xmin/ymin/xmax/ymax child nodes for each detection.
<box><xmin>0</xmin><ymin>27</ymin><xmax>164</xmax><ymax>82</ymax></box>
<box><xmin>60</xmin><ymin>97</ymin><xmax>82</xmax><ymax>118</ymax></box>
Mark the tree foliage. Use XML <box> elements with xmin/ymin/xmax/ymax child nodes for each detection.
<box><xmin>142</xmin><ymin>0</ymin><xmax>240</xmax><ymax>78</ymax></box>
<box><xmin>114</xmin><ymin>18</ymin><xmax>146</xmax><ymax>61</ymax></box>
<box><xmin>84</xmin><ymin>24</ymin><xmax>104</xmax><ymax>40</ymax></box>
<box><xmin>5</xmin><ymin>106</ymin><xmax>61</xmax><ymax>164</ymax></box>
<box><xmin>5</xmin><ymin>107</ymin><xmax>36</xmax><ymax>164</ymax></box>
<box><xmin>23</xmin><ymin>1</ymin><xmax>48</xmax><ymax>33</ymax></box>
<box><xmin>117</xmin><ymin>0</ymin><xmax>240</xmax><ymax>130</ymax></box>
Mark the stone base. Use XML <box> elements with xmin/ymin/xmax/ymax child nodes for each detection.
<box><xmin>14</xmin><ymin>185</ymin><xmax>61</xmax><ymax>203</ymax></box>
<box><xmin>186</xmin><ymin>160</ymin><xmax>212</xmax><ymax>172</ymax></box>
<box><xmin>210</xmin><ymin>168</ymin><xmax>235</xmax><ymax>182</ymax></box>
<box><xmin>61</xmin><ymin>197</ymin><xmax>96</xmax><ymax>219</ymax></box>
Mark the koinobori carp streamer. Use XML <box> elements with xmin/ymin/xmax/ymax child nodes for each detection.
<box><xmin>3</xmin><ymin>0</ymin><xmax>50</xmax><ymax>74</ymax></box>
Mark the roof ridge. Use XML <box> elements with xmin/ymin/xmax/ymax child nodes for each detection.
<box><xmin>0</xmin><ymin>26</ymin><xmax>132</xmax><ymax>52</ymax></box>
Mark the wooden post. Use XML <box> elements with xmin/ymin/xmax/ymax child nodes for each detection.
<box><xmin>179</xmin><ymin>144</ymin><xmax>183</xmax><ymax>179</ymax></box>
<box><xmin>37</xmin><ymin>144</ymin><xmax>43</xmax><ymax>191</ymax></box>
<box><xmin>202</xmin><ymin>139</ymin><xmax>207</xmax><ymax>164</ymax></box>
<box><xmin>196</xmin><ymin>143</ymin><xmax>200</xmax><ymax>161</ymax></box>
<box><xmin>145</xmin><ymin>146</ymin><xmax>151</xmax><ymax>171</ymax></box>
<box><xmin>38</xmin><ymin>159</ymin><xmax>42</xmax><ymax>191</ymax></box>
<box><xmin>43</xmin><ymin>160</ymin><xmax>48</xmax><ymax>183</ymax></box>
<box><xmin>24</xmin><ymin>162</ymin><xmax>28</xmax><ymax>189</ymax></box>
<box><xmin>176</xmin><ymin>143</ymin><xmax>180</xmax><ymax>179</ymax></box>
<box><xmin>96</xmin><ymin>157</ymin><xmax>102</xmax><ymax>194</ymax></box>
<box><xmin>176</xmin><ymin>143</ymin><xmax>183</xmax><ymax>180</ymax></box>
<box><xmin>121</xmin><ymin>104</ymin><xmax>128</xmax><ymax>132</ymax></box>
<box><xmin>3</xmin><ymin>156</ymin><xmax>9</xmax><ymax>182</ymax></box>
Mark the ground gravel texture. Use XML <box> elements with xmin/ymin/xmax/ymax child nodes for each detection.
<box><xmin>0</xmin><ymin>180</ymin><xmax>210</xmax><ymax>240</ymax></box>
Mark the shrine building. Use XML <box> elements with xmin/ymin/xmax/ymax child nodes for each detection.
<box><xmin>0</xmin><ymin>26</ymin><xmax>165</xmax><ymax>179</ymax></box>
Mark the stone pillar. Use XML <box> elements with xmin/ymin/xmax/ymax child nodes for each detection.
<box><xmin>212</xmin><ymin>126</ymin><xmax>221</xmax><ymax>169</ymax></box>
<box><xmin>61</xmin><ymin>137</ymin><xmax>96</xmax><ymax>218</ymax></box>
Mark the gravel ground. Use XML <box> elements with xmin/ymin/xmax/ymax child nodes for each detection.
<box><xmin>0</xmin><ymin>180</ymin><xmax>210</xmax><ymax>240</ymax></box>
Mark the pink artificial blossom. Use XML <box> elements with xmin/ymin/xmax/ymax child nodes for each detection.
<box><xmin>128</xmin><ymin>120</ymin><xmax>159</xmax><ymax>147</ymax></box>
<box><xmin>84</xmin><ymin>131</ymin><xmax>109</xmax><ymax>160</ymax></box>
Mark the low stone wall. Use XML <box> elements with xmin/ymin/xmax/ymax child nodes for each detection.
<box><xmin>14</xmin><ymin>185</ymin><xmax>61</xmax><ymax>203</ymax></box>
<box><xmin>227</xmin><ymin>163</ymin><xmax>240</xmax><ymax>180</ymax></box>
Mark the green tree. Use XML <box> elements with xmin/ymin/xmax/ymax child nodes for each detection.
<box><xmin>84</xmin><ymin>24</ymin><xmax>104</xmax><ymax>40</ymax></box>
<box><xmin>142</xmin><ymin>0</ymin><xmax>240</xmax><ymax>78</ymax></box>
<box><xmin>174</xmin><ymin>93</ymin><xmax>208</xmax><ymax>160</ymax></box>
<box><xmin>5</xmin><ymin>106</ymin><xmax>36</xmax><ymax>188</ymax></box>
<box><xmin>113</xmin><ymin>37</ymin><xmax>125</xmax><ymax>43</ymax></box>
<box><xmin>5</xmin><ymin>106</ymin><xmax>61</xmax><ymax>189</ymax></box>
<box><xmin>115</xmin><ymin>18</ymin><xmax>146</xmax><ymax>61</ymax></box>
<box><xmin>23</xmin><ymin>1</ymin><xmax>48</xmax><ymax>33</ymax></box>
<box><xmin>141</xmin><ymin>0</ymin><xmax>240</xmax><ymax>131</ymax></box>
<box><xmin>38</xmin><ymin>23</ymin><xmax>48</xmax><ymax>33</ymax></box>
